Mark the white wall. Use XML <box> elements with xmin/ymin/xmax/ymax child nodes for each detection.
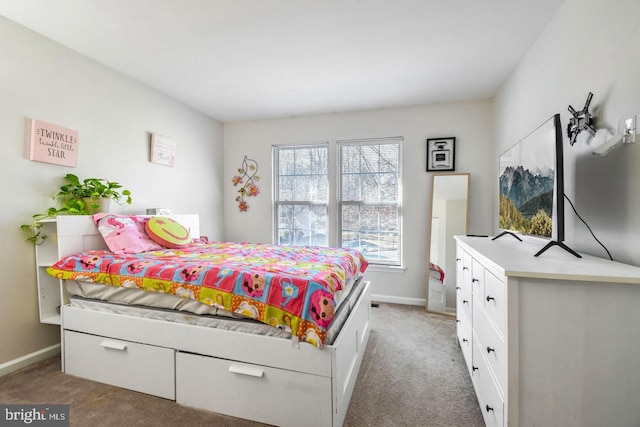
<box><xmin>223</xmin><ymin>101</ymin><xmax>494</xmax><ymax>302</ymax></box>
<box><xmin>0</xmin><ymin>17</ymin><xmax>224</xmax><ymax>365</ymax></box>
<box><xmin>495</xmin><ymin>0</ymin><xmax>640</xmax><ymax>265</ymax></box>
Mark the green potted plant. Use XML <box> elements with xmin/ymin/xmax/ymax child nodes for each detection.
<box><xmin>21</xmin><ymin>174</ymin><xmax>132</xmax><ymax>244</ymax></box>
<box><xmin>55</xmin><ymin>173</ymin><xmax>132</xmax><ymax>214</ymax></box>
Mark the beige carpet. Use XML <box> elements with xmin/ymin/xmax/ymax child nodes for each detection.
<box><xmin>0</xmin><ymin>303</ymin><xmax>483</xmax><ymax>426</ymax></box>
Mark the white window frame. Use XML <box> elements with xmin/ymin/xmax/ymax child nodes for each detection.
<box><xmin>272</xmin><ymin>143</ymin><xmax>330</xmax><ymax>246</ymax></box>
<box><xmin>337</xmin><ymin>137</ymin><xmax>403</xmax><ymax>267</ymax></box>
<box><xmin>272</xmin><ymin>138</ymin><xmax>403</xmax><ymax>267</ymax></box>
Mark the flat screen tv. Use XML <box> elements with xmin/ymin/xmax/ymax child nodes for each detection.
<box><xmin>495</xmin><ymin>114</ymin><xmax>579</xmax><ymax>257</ymax></box>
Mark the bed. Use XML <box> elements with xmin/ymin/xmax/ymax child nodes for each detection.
<box><xmin>48</xmin><ymin>214</ymin><xmax>372</xmax><ymax>427</ymax></box>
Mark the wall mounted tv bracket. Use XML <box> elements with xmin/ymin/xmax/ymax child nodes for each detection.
<box><xmin>567</xmin><ymin>92</ymin><xmax>597</xmax><ymax>146</ymax></box>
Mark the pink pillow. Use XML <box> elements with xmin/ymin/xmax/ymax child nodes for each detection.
<box><xmin>93</xmin><ymin>214</ymin><xmax>163</xmax><ymax>254</ymax></box>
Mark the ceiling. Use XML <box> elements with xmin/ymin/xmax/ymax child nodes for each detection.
<box><xmin>0</xmin><ymin>0</ymin><xmax>565</xmax><ymax>122</ymax></box>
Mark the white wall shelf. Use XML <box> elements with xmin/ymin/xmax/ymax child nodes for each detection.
<box><xmin>33</xmin><ymin>218</ymin><xmax>64</xmax><ymax>325</ymax></box>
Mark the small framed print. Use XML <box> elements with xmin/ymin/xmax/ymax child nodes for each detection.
<box><xmin>426</xmin><ymin>137</ymin><xmax>456</xmax><ymax>171</ymax></box>
<box><xmin>150</xmin><ymin>133</ymin><xmax>176</xmax><ymax>167</ymax></box>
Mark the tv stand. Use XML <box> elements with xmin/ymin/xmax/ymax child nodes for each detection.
<box><xmin>492</xmin><ymin>231</ymin><xmax>522</xmax><ymax>241</ymax></box>
<box><xmin>534</xmin><ymin>240</ymin><xmax>581</xmax><ymax>258</ymax></box>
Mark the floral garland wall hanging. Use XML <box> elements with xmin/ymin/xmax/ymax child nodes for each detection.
<box><xmin>232</xmin><ymin>155</ymin><xmax>260</xmax><ymax>212</ymax></box>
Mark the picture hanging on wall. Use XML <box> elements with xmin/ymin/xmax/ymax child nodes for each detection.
<box><xmin>426</xmin><ymin>137</ymin><xmax>456</xmax><ymax>171</ymax></box>
<box><xmin>150</xmin><ymin>133</ymin><xmax>176</xmax><ymax>167</ymax></box>
<box><xmin>28</xmin><ymin>118</ymin><xmax>79</xmax><ymax>167</ymax></box>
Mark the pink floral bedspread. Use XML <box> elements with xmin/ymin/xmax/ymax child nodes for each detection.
<box><xmin>47</xmin><ymin>241</ymin><xmax>368</xmax><ymax>347</ymax></box>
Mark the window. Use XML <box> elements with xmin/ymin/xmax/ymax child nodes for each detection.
<box><xmin>273</xmin><ymin>144</ymin><xmax>329</xmax><ymax>246</ymax></box>
<box><xmin>338</xmin><ymin>138</ymin><xmax>402</xmax><ymax>266</ymax></box>
<box><xmin>273</xmin><ymin>137</ymin><xmax>402</xmax><ymax>267</ymax></box>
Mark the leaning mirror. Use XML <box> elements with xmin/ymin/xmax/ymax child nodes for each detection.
<box><xmin>426</xmin><ymin>173</ymin><xmax>470</xmax><ymax>315</ymax></box>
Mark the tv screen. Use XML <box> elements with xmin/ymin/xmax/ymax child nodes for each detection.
<box><xmin>498</xmin><ymin>114</ymin><xmax>563</xmax><ymax>240</ymax></box>
<box><xmin>497</xmin><ymin>114</ymin><xmax>579</xmax><ymax>257</ymax></box>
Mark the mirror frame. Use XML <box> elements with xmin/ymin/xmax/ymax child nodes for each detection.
<box><xmin>425</xmin><ymin>172</ymin><xmax>470</xmax><ymax>315</ymax></box>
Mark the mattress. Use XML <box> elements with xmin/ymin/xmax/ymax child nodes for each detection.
<box><xmin>50</xmin><ymin>240</ymin><xmax>368</xmax><ymax>347</ymax></box>
<box><xmin>64</xmin><ymin>276</ymin><xmax>365</xmax><ymax>346</ymax></box>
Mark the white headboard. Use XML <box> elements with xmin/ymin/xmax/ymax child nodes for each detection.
<box><xmin>55</xmin><ymin>215</ymin><xmax>200</xmax><ymax>257</ymax></box>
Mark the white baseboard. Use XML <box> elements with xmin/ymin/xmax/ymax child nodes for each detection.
<box><xmin>371</xmin><ymin>294</ymin><xmax>426</xmax><ymax>306</ymax></box>
<box><xmin>0</xmin><ymin>344</ymin><xmax>61</xmax><ymax>377</ymax></box>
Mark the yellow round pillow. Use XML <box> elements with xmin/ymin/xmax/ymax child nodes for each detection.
<box><xmin>145</xmin><ymin>217</ymin><xmax>191</xmax><ymax>248</ymax></box>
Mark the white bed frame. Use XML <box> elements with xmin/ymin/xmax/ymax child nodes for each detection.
<box><xmin>55</xmin><ymin>215</ymin><xmax>372</xmax><ymax>427</ymax></box>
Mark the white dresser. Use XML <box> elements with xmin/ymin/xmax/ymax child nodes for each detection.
<box><xmin>454</xmin><ymin>235</ymin><xmax>640</xmax><ymax>427</ymax></box>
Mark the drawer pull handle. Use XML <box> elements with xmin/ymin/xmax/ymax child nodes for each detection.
<box><xmin>486</xmin><ymin>295</ymin><xmax>495</xmax><ymax>302</ymax></box>
<box><xmin>228</xmin><ymin>364</ymin><xmax>264</xmax><ymax>378</ymax></box>
<box><xmin>456</xmin><ymin>286</ymin><xmax>461</xmax><ymax>290</ymax></box>
<box><xmin>472</xmin><ymin>278</ymin><xmax>479</xmax><ymax>284</ymax></box>
<box><xmin>456</xmin><ymin>320</ymin><xmax>461</xmax><ymax>324</ymax></box>
<box><xmin>463</xmin><ymin>300</ymin><xmax>469</xmax><ymax>304</ymax></box>
<box><xmin>487</xmin><ymin>346</ymin><xmax>495</xmax><ymax>353</ymax></box>
<box><xmin>463</xmin><ymin>267</ymin><xmax>469</xmax><ymax>271</ymax></box>
<box><xmin>462</xmin><ymin>338</ymin><xmax>468</xmax><ymax>343</ymax></box>
<box><xmin>486</xmin><ymin>404</ymin><xmax>494</xmax><ymax>412</ymax></box>
<box><xmin>99</xmin><ymin>340</ymin><xmax>127</xmax><ymax>351</ymax></box>
<box><xmin>472</xmin><ymin>366</ymin><xmax>479</xmax><ymax>372</ymax></box>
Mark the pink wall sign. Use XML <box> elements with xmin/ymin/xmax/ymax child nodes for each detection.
<box><xmin>29</xmin><ymin>119</ymin><xmax>79</xmax><ymax>167</ymax></box>
<box><xmin>150</xmin><ymin>133</ymin><xmax>176</xmax><ymax>167</ymax></box>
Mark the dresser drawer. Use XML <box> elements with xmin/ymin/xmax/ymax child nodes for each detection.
<box><xmin>64</xmin><ymin>330</ymin><xmax>175</xmax><ymax>399</ymax></box>
<box><xmin>456</xmin><ymin>245</ymin><xmax>465</xmax><ymax>282</ymax></box>
<box><xmin>471</xmin><ymin>258</ymin><xmax>485</xmax><ymax>301</ymax></box>
<box><xmin>472</xmin><ymin>334</ymin><xmax>504</xmax><ymax>427</ymax></box>
<box><xmin>473</xmin><ymin>299</ymin><xmax>506</xmax><ymax>396</ymax></box>
<box><xmin>455</xmin><ymin>247</ymin><xmax>463</xmax><ymax>268</ymax></box>
<box><xmin>461</xmin><ymin>248</ymin><xmax>472</xmax><ymax>280</ymax></box>
<box><xmin>458</xmin><ymin>248</ymin><xmax>473</xmax><ymax>321</ymax></box>
<box><xmin>459</xmin><ymin>288</ymin><xmax>472</xmax><ymax>322</ymax></box>
<box><xmin>457</xmin><ymin>310</ymin><xmax>473</xmax><ymax>374</ymax></box>
<box><xmin>456</xmin><ymin>284</ymin><xmax>470</xmax><ymax>321</ymax></box>
<box><xmin>483</xmin><ymin>269</ymin><xmax>506</xmax><ymax>336</ymax></box>
<box><xmin>176</xmin><ymin>352</ymin><xmax>332</xmax><ymax>427</ymax></box>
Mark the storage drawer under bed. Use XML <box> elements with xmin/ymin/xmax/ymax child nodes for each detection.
<box><xmin>64</xmin><ymin>330</ymin><xmax>175</xmax><ymax>399</ymax></box>
<box><xmin>176</xmin><ymin>351</ymin><xmax>333</xmax><ymax>427</ymax></box>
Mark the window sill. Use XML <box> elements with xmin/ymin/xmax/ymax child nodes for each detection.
<box><xmin>366</xmin><ymin>264</ymin><xmax>406</xmax><ymax>274</ymax></box>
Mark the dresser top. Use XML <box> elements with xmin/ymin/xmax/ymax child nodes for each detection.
<box><xmin>455</xmin><ymin>235</ymin><xmax>640</xmax><ymax>284</ymax></box>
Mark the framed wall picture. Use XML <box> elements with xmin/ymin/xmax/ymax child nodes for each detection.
<box><xmin>426</xmin><ymin>137</ymin><xmax>456</xmax><ymax>171</ymax></box>
<box><xmin>150</xmin><ymin>133</ymin><xmax>176</xmax><ymax>167</ymax></box>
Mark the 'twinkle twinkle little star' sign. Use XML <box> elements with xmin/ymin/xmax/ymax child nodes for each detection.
<box><xmin>28</xmin><ymin>118</ymin><xmax>78</xmax><ymax>168</ymax></box>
